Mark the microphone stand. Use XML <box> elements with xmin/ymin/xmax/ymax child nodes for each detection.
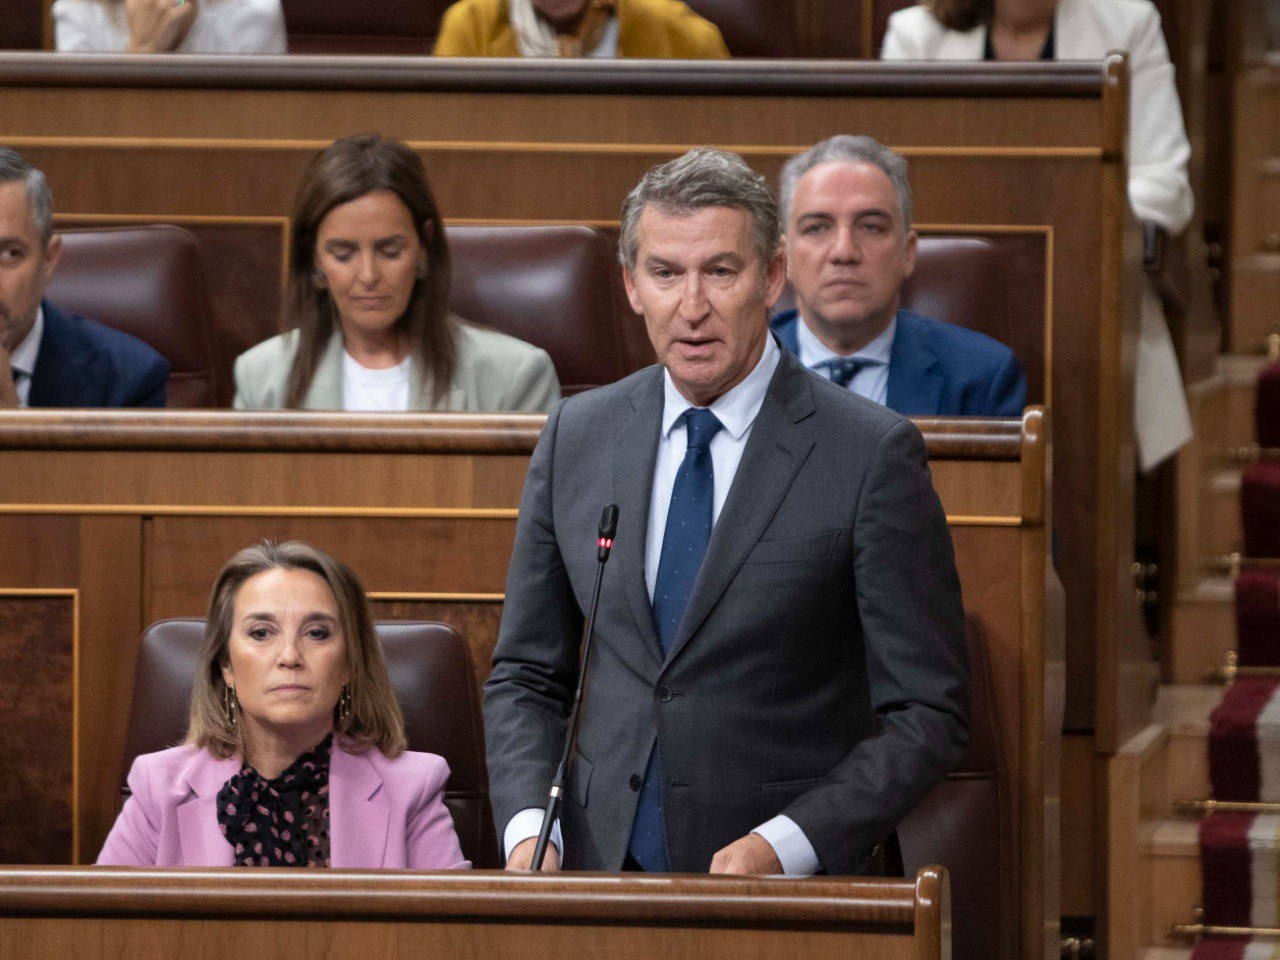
<box><xmin>530</xmin><ymin>505</ymin><xmax>618</xmax><ymax>871</ymax></box>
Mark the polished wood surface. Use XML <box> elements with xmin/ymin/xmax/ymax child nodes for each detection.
<box><xmin>0</xmin><ymin>410</ymin><xmax>1053</xmax><ymax>960</ymax></box>
<box><xmin>0</xmin><ymin>867</ymin><xmax>949</xmax><ymax>960</ymax></box>
<box><xmin>0</xmin><ymin>53</ymin><xmax>1137</xmax><ymax>746</ymax></box>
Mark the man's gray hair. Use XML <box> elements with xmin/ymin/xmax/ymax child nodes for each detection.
<box><xmin>618</xmin><ymin>147</ymin><xmax>781</xmax><ymax>271</ymax></box>
<box><xmin>779</xmin><ymin>135</ymin><xmax>913</xmax><ymax>229</ymax></box>
<box><xmin>0</xmin><ymin>147</ymin><xmax>53</xmax><ymax>245</ymax></box>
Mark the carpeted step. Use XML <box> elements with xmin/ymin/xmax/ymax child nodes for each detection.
<box><xmin>1200</xmin><ymin>811</ymin><xmax>1280</xmax><ymax>927</ymax></box>
<box><xmin>1238</xmin><ymin>570</ymin><xmax>1280</xmax><ymax>666</ymax></box>
<box><xmin>1192</xmin><ymin>939</ymin><xmax>1280</xmax><ymax>960</ymax></box>
<box><xmin>1210</xmin><ymin>680</ymin><xmax>1280</xmax><ymax>803</ymax></box>
<box><xmin>1257</xmin><ymin>360</ymin><xmax>1280</xmax><ymax>449</ymax></box>
<box><xmin>1241</xmin><ymin>463</ymin><xmax>1280</xmax><ymax>559</ymax></box>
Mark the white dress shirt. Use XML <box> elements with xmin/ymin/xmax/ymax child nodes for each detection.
<box><xmin>8</xmin><ymin>306</ymin><xmax>44</xmax><ymax>408</ymax></box>
<box><xmin>52</xmin><ymin>0</ymin><xmax>287</xmax><ymax>54</ymax></box>
<box><xmin>506</xmin><ymin>335</ymin><xmax>822</xmax><ymax>875</ymax></box>
<box><xmin>796</xmin><ymin>314</ymin><xmax>896</xmax><ymax>407</ymax></box>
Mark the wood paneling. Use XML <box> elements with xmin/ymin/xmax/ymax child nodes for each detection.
<box><xmin>0</xmin><ymin>594</ymin><xmax>75</xmax><ymax>864</ymax></box>
<box><xmin>1229</xmin><ymin>62</ymin><xmax>1280</xmax><ymax>352</ymax></box>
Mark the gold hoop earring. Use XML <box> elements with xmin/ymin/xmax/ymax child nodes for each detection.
<box><xmin>223</xmin><ymin>684</ymin><xmax>238</xmax><ymax>726</ymax></box>
<box><xmin>336</xmin><ymin>684</ymin><xmax>352</xmax><ymax>726</ymax></box>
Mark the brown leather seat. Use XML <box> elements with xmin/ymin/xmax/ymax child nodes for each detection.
<box><xmin>446</xmin><ymin>224</ymin><xmax>627</xmax><ymax>395</ymax></box>
<box><xmin>898</xmin><ymin>614</ymin><xmax>1009</xmax><ymax>960</ymax></box>
<box><xmin>47</xmin><ymin>226</ymin><xmax>216</xmax><ymax>408</ymax></box>
<box><xmin>119</xmin><ymin>618</ymin><xmax>500</xmax><ymax>868</ymax></box>
<box><xmin>683</xmin><ymin>0</ymin><xmax>796</xmax><ymax>56</ymax></box>
<box><xmin>281</xmin><ymin>0</ymin><xmax>452</xmax><ymax>54</ymax></box>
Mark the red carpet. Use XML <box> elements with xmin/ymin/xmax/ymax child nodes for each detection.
<box><xmin>1193</xmin><ymin>939</ymin><xmax>1280</xmax><ymax>959</ymax></box>
<box><xmin>1241</xmin><ymin>463</ymin><xmax>1280</xmax><ymax>559</ymax></box>
<box><xmin>1257</xmin><ymin>360</ymin><xmax>1280</xmax><ymax>449</ymax></box>
<box><xmin>1237</xmin><ymin>569</ymin><xmax>1280</xmax><ymax>666</ymax></box>
<box><xmin>1209</xmin><ymin>679</ymin><xmax>1280</xmax><ymax>802</ymax></box>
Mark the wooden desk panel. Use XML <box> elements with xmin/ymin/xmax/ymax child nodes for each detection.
<box><xmin>0</xmin><ymin>868</ymin><xmax>949</xmax><ymax>960</ymax></box>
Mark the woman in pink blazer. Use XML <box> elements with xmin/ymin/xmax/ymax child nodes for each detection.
<box><xmin>98</xmin><ymin>541</ymin><xmax>469</xmax><ymax>869</ymax></box>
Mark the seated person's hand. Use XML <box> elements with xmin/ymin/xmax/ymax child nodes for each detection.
<box><xmin>506</xmin><ymin>836</ymin><xmax>561</xmax><ymax>872</ymax></box>
<box><xmin>125</xmin><ymin>0</ymin><xmax>199</xmax><ymax>53</ymax></box>
<box><xmin>709</xmin><ymin>833</ymin><xmax>783</xmax><ymax>875</ymax></box>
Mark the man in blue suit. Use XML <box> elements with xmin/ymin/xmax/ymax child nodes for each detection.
<box><xmin>0</xmin><ymin>148</ymin><xmax>167</xmax><ymax>409</ymax></box>
<box><xmin>772</xmin><ymin>135</ymin><xmax>1025</xmax><ymax>417</ymax></box>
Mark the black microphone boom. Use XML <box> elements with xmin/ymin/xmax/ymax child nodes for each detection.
<box><xmin>530</xmin><ymin>504</ymin><xmax>618</xmax><ymax>871</ymax></box>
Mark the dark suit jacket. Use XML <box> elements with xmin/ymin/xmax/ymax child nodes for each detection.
<box><xmin>770</xmin><ymin>308</ymin><xmax>1026</xmax><ymax>417</ymax></box>
<box><xmin>28</xmin><ymin>300</ymin><xmax>168</xmax><ymax>408</ymax></box>
<box><xmin>483</xmin><ymin>344</ymin><xmax>970</xmax><ymax>874</ymax></box>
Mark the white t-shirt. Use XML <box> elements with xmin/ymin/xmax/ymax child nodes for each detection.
<box><xmin>341</xmin><ymin>352</ymin><xmax>411</xmax><ymax>413</ymax></box>
<box><xmin>53</xmin><ymin>0</ymin><xmax>287</xmax><ymax>54</ymax></box>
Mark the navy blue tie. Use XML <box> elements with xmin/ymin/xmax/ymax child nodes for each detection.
<box><xmin>817</xmin><ymin>356</ymin><xmax>873</xmax><ymax>389</ymax></box>
<box><xmin>627</xmin><ymin>407</ymin><xmax>723</xmax><ymax>872</ymax></box>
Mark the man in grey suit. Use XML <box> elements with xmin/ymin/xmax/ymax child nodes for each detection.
<box><xmin>484</xmin><ymin>147</ymin><xmax>969</xmax><ymax>876</ymax></box>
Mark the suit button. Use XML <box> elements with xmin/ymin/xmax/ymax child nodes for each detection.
<box><xmin>657</xmin><ymin>685</ymin><xmax>673</xmax><ymax>702</ymax></box>
<box><xmin>629</xmin><ymin>774</ymin><xmax>642</xmax><ymax>791</ymax></box>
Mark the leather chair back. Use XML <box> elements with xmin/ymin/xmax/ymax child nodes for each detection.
<box><xmin>683</xmin><ymin>0</ymin><xmax>796</xmax><ymax>56</ymax></box>
<box><xmin>47</xmin><ymin>226</ymin><xmax>216</xmax><ymax>408</ymax></box>
<box><xmin>280</xmin><ymin>0</ymin><xmax>452</xmax><ymax>54</ymax></box>
<box><xmin>446</xmin><ymin>224</ymin><xmax>627</xmax><ymax>395</ymax></box>
<box><xmin>898</xmin><ymin>614</ymin><xmax>1010</xmax><ymax>960</ymax></box>
<box><xmin>120</xmin><ymin>619</ymin><xmax>499</xmax><ymax>867</ymax></box>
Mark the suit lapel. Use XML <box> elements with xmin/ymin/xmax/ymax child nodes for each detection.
<box><xmin>611</xmin><ymin>369</ymin><xmax>665</xmax><ymax>666</ymax></box>
<box><xmin>175</xmin><ymin>751</ymin><xmax>240</xmax><ymax>867</ymax></box>
<box><xmin>885</xmin><ymin>312</ymin><xmax>943</xmax><ymax>415</ymax></box>
<box><xmin>28</xmin><ymin>302</ymin><xmax>97</xmax><ymax>407</ymax></box>
<box><xmin>662</xmin><ymin>351</ymin><xmax>817</xmax><ymax>668</ymax></box>
<box><xmin>304</xmin><ymin>333</ymin><xmax>345</xmax><ymax>410</ymax></box>
<box><xmin>329</xmin><ymin>743</ymin><xmax>390</xmax><ymax>868</ymax></box>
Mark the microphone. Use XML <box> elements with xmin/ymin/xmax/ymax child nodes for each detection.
<box><xmin>530</xmin><ymin>504</ymin><xmax>618</xmax><ymax>872</ymax></box>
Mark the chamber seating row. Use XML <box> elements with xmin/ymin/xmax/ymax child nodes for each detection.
<box><xmin>49</xmin><ymin>224</ymin><xmax>1020</xmax><ymax>408</ymax></box>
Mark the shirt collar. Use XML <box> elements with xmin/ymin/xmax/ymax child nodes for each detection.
<box><xmin>9</xmin><ymin>304</ymin><xmax>44</xmax><ymax>378</ymax></box>
<box><xmin>660</xmin><ymin>333</ymin><xmax>780</xmax><ymax>442</ymax></box>
<box><xmin>796</xmin><ymin>312</ymin><xmax>896</xmax><ymax>370</ymax></box>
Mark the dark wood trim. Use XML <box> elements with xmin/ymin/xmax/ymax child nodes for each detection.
<box><xmin>0</xmin><ymin>53</ymin><xmax>1110</xmax><ymax>97</ymax></box>
<box><xmin>0</xmin><ymin>867</ymin><xmax>922</xmax><ymax>925</ymax></box>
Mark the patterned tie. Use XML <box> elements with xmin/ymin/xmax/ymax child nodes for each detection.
<box><xmin>817</xmin><ymin>356</ymin><xmax>874</xmax><ymax>388</ymax></box>
<box><xmin>627</xmin><ymin>407</ymin><xmax>724</xmax><ymax>872</ymax></box>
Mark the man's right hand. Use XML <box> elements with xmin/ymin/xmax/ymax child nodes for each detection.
<box><xmin>125</xmin><ymin>0</ymin><xmax>199</xmax><ymax>53</ymax></box>
<box><xmin>506</xmin><ymin>836</ymin><xmax>561</xmax><ymax>871</ymax></box>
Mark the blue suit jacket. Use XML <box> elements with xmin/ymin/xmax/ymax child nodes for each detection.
<box><xmin>770</xmin><ymin>308</ymin><xmax>1026</xmax><ymax>417</ymax></box>
<box><xmin>28</xmin><ymin>300</ymin><xmax>169</xmax><ymax>408</ymax></box>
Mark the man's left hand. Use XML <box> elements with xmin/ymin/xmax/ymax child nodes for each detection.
<box><xmin>709</xmin><ymin>833</ymin><xmax>783</xmax><ymax>875</ymax></box>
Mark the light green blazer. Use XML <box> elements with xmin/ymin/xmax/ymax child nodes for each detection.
<box><xmin>233</xmin><ymin>320</ymin><xmax>561</xmax><ymax>412</ymax></box>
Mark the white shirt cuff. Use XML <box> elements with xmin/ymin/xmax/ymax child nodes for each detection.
<box><xmin>504</xmin><ymin>807</ymin><xmax>563</xmax><ymax>862</ymax></box>
<box><xmin>752</xmin><ymin>815</ymin><xmax>821</xmax><ymax>876</ymax></box>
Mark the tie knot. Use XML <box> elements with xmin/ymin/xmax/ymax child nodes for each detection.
<box><xmin>682</xmin><ymin>408</ymin><xmax>723</xmax><ymax>449</ymax></box>
<box><xmin>818</xmin><ymin>356</ymin><xmax>873</xmax><ymax>389</ymax></box>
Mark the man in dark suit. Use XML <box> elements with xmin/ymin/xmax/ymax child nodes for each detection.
<box><xmin>0</xmin><ymin>148</ymin><xmax>167</xmax><ymax>408</ymax></box>
<box><xmin>484</xmin><ymin>147</ymin><xmax>969</xmax><ymax>876</ymax></box>
<box><xmin>771</xmin><ymin>135</ymin><xmax>1025</xmax><ymax>417</ymax></box>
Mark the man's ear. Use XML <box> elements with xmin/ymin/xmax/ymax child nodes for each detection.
<box><xmin>40</xmin><ymin>234</ymin><xmax>62</xmax><ymax>288</ymax></box>
<box><xmin>781</xmin><ymin>234</ymin><xmax>794</xmax><ymax>280</ymax></box>
<box><xmin>622</xmin><ymin>265</ymin><xmax>644</xmax><ymax>316</ymax></box>
<box><xmin>764</xmin><ymin>246</ymin><xmax>788</xmax><ymax>310</ymax></box>
<box><xmin>903</xmin><ymin>229</ymin><xmax>918</xmax><ymax>279</ymax></box>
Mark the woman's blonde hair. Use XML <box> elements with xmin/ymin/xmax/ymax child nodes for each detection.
<box><xmin>186</xmin><ymin>541</ymin><xmax>407</xmax><ymax>759</ymax></box>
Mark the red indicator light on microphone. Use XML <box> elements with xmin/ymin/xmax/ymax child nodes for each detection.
<box><xmin>598</xmin><ymin>538</ymin><xmax>613</xmax><ymax>549</ymax></box>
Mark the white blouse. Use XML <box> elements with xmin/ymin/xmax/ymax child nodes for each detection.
<box><xmin>53</xmin><ymin>0</ymin><xmax>287</xmax><ymax>54</ymax></box>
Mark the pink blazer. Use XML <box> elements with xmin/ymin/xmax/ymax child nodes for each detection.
<box><xmin>98</xmin><ymin>740</ymin><xmax>470</xmax><ymax>869</ymax></box>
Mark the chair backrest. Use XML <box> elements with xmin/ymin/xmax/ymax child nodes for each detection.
<box><xmin>280</xmin><ymin>0</ymin><xmax>451</xmax><ymax>53</ymax></box>
<box><xmin>898</xmin><ymin>613</ymin><xmax>1010</xmax><ymax>960</ymax></box>
<box><xmin>446</xmin><ymin>224</ymin><xmax>628</xmax><ymax>395</ymax></box>
<box><xmin>121</xmin><ymin>618</ymin><xmax>499</xmax><ymax>867</ymax></box>
<box><xmin>47</xmin><ymin>226</ymin><xmax>216</xmax><ymax>408</ymax></box>
<box><xmin>683</xmin><ymin>0</ymin><xmax>796</xmax><ymax>56</ymax></box>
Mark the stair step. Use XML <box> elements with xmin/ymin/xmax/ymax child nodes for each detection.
<box><xmin>1145</xmin><ymin>819</ymin><xmax>1202</xmax><ymax>945</ymax></box>
<box><xmin>1219</xmin><ymin>353</ymin><xmax>1266</xmax><ymax>451</ymax></box>
<box><xmin>1205</xmin><ymin>467</ymin><xmax>1245</xmax><ymax>559</ymax></box>
<box><xmin>1170</xmin><ymin>577</ymin><xmax>1237</xmax><ymax>685</ymax></box>
<box><xmin>1155</xmin><ymin>684</ymin><xmax>1223</xmax><ymax>808</ymax></box>
<box><xmin>1143</xmin><ymin>947</ymin><xmax>1192</xmax><ymax>960</ymax></box>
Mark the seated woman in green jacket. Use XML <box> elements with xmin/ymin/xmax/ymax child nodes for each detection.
<box><xmin>234</xmin><ymin>134</ymin><xmax>561</xmax><ymax>412</ymax></box>
<box><xmin>433</xmin><ymin>0</ymin><xmax>729</xmax><ymax>59</ymax></box>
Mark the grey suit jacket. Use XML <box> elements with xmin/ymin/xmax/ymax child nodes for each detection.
<box><xmin>232</xmin><ymin>318</ymin><xmax>561</xmax><ymax>411</ymax></box>
<box><xmin>484</xmin><ymin>345</ymin><xmax>970</xmax><ymax>874</ymax></box>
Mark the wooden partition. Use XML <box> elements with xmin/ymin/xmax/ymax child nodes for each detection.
<box><xmin>0</xmin><ymin>54</ymin><xmax>1140</xmax><ymax>751</ymax></box>
<box><xmin>0</xmin><ymin>867</ymin><xmax>951</xmax><ymax>960</ymax></box>
<box><xmin>0</xmin><ymin>408</ymin><xmax>1057</xmax><ymax>960</ymax></box>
